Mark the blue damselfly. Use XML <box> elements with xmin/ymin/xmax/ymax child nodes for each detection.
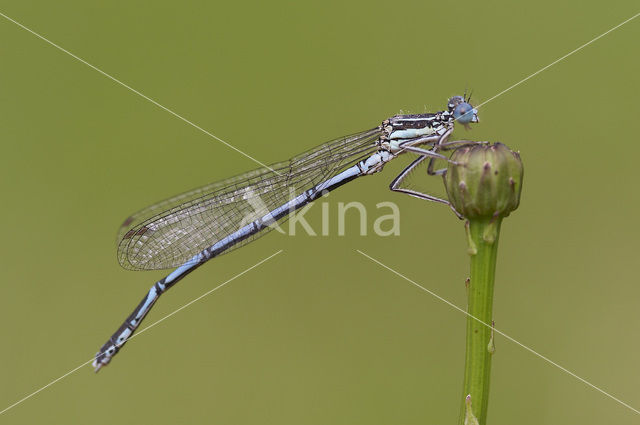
<box><xmin>93</xmin><ymin>96</ymin><xmax>479</xmax><ymax>371</ymax></box>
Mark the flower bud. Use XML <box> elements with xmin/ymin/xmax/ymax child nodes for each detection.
<box><xmin>444</xmin><ymin>143</ymin><xmax>523</xmax><ymax>220</ymax></box>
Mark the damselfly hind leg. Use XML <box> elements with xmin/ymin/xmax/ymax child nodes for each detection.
<box><xmin>390</xmin><ymin>129</ymin><xmax>453</xmax><ymax>203</ymax></box>
<box><xmin>389</xmin><ymin>159</ymin><xmax>464</xmax><ymax>219</ymax></box>
<box><xmin>389</xmin><ymin>155</ymin><xmax>450</xmax><ymax>205</ymax></box>
<box><xmin>390</xmin><ymin>139</ymin><xmax>487</xmax><ymax>219</ymax></box>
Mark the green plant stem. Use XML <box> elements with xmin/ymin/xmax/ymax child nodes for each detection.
<box><xmin>459</xmin><ymin>217</ymin><xmax>502</xmax><ymax>425</ymax></box>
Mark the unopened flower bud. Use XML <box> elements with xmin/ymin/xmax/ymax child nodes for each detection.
<box><xmin>444</xmin><ymin>143</ymin><xmax>523</xmax><ymax>220</ymax></box>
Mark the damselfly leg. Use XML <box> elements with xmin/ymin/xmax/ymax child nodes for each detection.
<box><xmin>390</xmin><ymin>136</ymin><xmax>488</xmax><ymax>214</ymax></box>
<box><xmin>389</xmin><ymin>155</ymin><xmax>451</xmax><ymax>204</ymax></box>
<box><xmin>426</xmin><ymin>140</ymin><xmax>491</xmax><ymax>176</ymax></box>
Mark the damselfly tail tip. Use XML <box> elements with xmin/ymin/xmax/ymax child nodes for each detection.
<box><xmin>93</xmin><ymin>351</ymin><xmax>110</xmax><ymax>373</ymax></box>
<box><xmin>92</xmin><ymin>359</ymin><xmax>103</xmax><ymax>373</ymax></box>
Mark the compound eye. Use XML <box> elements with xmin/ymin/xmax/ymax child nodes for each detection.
<box><xmin>453</xmin><ymin>102</ymin><xmax>477</xmax><ymax>124</ymax></box>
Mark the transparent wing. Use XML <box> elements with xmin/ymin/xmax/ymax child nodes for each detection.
<box><xmin>117</xmin><ymin>127</ymin><xmax>381</xmax><ymax>270</ymax></box>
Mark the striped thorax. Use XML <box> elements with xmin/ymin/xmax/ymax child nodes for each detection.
<box><xmin>362</xmin><ymin>96</ymin><xmax>479</xmax><ymax>175</ymax></box>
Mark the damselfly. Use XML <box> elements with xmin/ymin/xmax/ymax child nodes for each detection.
<box><xmin>93</xmin><ymin>96</ymin><xmax>479</xmax><ymax>371</ymax></box>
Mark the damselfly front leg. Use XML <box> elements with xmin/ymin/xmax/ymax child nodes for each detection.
<box><xmin>426</xmin><ymin>140</ymin><xmax>491</xmax><ymax>176</ymax></box>
<box><xmin>438</xmin><ymin>140</ymin><xmax>489</xmax><ymax>151</ymax></box>
<box><xmin>395</xmin><ymin>127</ymin><xmax>456</xmax><ymax>176</ymax></box>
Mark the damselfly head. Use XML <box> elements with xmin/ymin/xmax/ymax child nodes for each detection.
<box><xmin>448</xmin><ymin>95</ymin><xmax>479</xmax><ymax>128</ymax></box>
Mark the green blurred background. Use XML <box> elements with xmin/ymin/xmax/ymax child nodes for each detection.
<box><xmin>1</xmin><ymin>1</ymin><xmax>639</xmax><ymax>424</ymax></box>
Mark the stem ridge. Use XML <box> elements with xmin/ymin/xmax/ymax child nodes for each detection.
<box><xmin>459</xmin><ymin>218</ymin><xmax>502</xmax><ymax>425</ymax></box>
